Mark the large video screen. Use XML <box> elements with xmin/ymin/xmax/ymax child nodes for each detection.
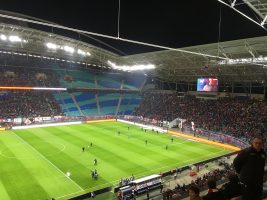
<box><xmin>197</xmin><ymin>78</ymin><xmax>218</xmax><ymax>92</ymax></box>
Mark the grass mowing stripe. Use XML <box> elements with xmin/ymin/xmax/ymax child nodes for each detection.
<box><xmin>0</xmin><ymin>135</ymin><xmax>50</xmax><ymax>200</ymax></box>
<box><xmin>77</xmin><ymin>125</ymin><xmax>178</xmax><ymax>167</ymax></box>
<box><xmin>81</xmin><ymin>124</ymin><xmax>208</xmax><ymax>164</ymax></box>
<box><xmin>48</xmin><ymin>125</ymin><xmax>184</xmax><ymax>188</ymax></box>
<box><xmin>53</xmin><ymin>126</ymin><xmax>150</xmax><ymax>175</ymax></box>
<box><xmin>12</xmin><ymin>132</ymin><xmax>84</xmax><ymax>192</ymax></box>
<box><xmin>57</xmin><ymin>149</ymin><xmax>228</xmax><ymax>200</ymax></box>
<box><xmin>90</xmin><ymin>123</ymin><xmax>210</xmax><ymax>153</ymax></box>
<box><xmin>69</xmin><ymin>124</ymin><xmax>228</xmax><ymax>175</ymax></box>
<box><xmin>67</xmin><ymin>124</ymin><xmax>165</xmax><ymax>159</ymax></box>
<box><xmin>56</xmin><ymin>190</ymin><xmax>84</xmax><ymax>200</ymax></box>
<box><xmin>0</xmin><ymin>181</ymin><xmax>10</xmax><ymax>200</ymax></box>
<box><xmin>143</xmin><ymin>149</ymin><xmax>229</xmax><ymax>175</ymax></box>
<box><xmin>81</xmin><ymin>124</ymin><xmax>181</xmax><ymax>160</ymax></box>
<box><xmin>18</xmin><ymin>128</ymin><xmax>111</xmax><ymax>189</ymax></box>
<box><xmin>84</xmin><ymin>123</ymin><xmax>225</xmax><ymax>157</ymax></box>
<box><xmin>102</xmin><ymin>122</ymin><xmax>227</xmax><ymax>152</ymax></box>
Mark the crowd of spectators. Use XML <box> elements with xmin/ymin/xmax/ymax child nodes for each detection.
<box><xmin>0</xmin><ymin>67</ymin><xmax>60</xmax><ymax>87</ymax></box>
<box><xmin>0</xmin><ymin>66</ymin><xmax>64</xmax><ymax>118</ymax></box>
<box><xmin>0</xmin><ymin>91</ymin><xmax>63</xmax><ymax>118</ymax></box>
<box><xmin>169</xmin><ymin>163</ymin><xmax>233</xmax><ymax>199</ymax></box>
<box><xmin>134</xmin><ymin>93</ymin><xmax>267</xmax><ymax>199</ymax></box>
<box><xmin>134</xmin><ymin>93</ymin><xmax>267</xmax><ymax>142</ymax></box>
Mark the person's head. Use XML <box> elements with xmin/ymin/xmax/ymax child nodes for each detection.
<box><xmin>251</xmin><ymin>136</ymin><xmax>264</xmax><ymax>152</ymax></box>
<box><xmin>188</xmin><ymin>185</ymin><xmax>200</xmax><ymax>199</ymax></box>
<box><xmin>208</xmin><ymin>78</ymin><xmax>213</xmax><ymax>85</ymax></box>
<box><xmin>207</xmin><ymin>178</ymin><xmax>217</xmax><ymax>189</ymax></box>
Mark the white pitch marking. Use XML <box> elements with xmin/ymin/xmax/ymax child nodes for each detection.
<box><xmin>12</xmin><ymin>133</ymin><xmax>84</xmax><ymax>192</ymax></box>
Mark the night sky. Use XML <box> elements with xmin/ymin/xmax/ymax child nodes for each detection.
<box><xmin>0</xmin><ymin>0</ymin><xmax>266</xmax><ymax>55</ymax></box>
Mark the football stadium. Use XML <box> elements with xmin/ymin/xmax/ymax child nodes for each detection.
<box><xmin>0</xmin><ymin>1</ymin><xmax>266</xmax><ymax>200</ymax></box>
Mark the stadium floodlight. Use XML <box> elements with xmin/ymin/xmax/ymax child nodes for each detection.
<box><xmin>46</xmin><ymin>42</ymin><xmax>58</xmax><ymax>49</ymax></box>
<box><xmin>107</xmin><ymin>60</ymin><xmax>155</xmax><ymax>71</ymax></box>
<box><xmin>132</xmin><ymin>64</ymin><xmax>155</xmax><ymax>70</ymax></box>
<box><xmin>77</xmin><ymin>49</ymin><xmax>86</xmax><ymax>56</ymax></box>
<box><xmin>218</xmin><ymin>56</ymin><xmax>267</xmax><ymax>65</ymax></box>
<box><xmin>0</xmin><ymin>34</ymin><xmax>7</xmax><ymax>41</ymax></box>
<box><xmin>63</xmin><ymin>45</ymin><xmax>74</xmax><ymax>53</ymax></box>
<box><xmin>9</xmin><ymin>35</ymin><xmax>22</xmax><ymax>42</ymax></box>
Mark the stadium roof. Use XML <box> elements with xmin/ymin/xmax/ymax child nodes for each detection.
<box><xmin>243</xmin><ymin>0</ymin><xmax>267</xmax><ymax>22</ymax></box>
<box><xmin>0</xmin><ymin>19</ymin><xmax>119</xmax><ymax>68</ymax></box>
<box><xmin>121</xmin><ymin>36</ymin><xmax>267</xmax><ymax>83</ymax></box>
<box><xmin>0</xmin><ymin>9</ymin><xmax>266</xmax><ymax>84</ymax></box>
<box><xmin>218</xmin><ymin>0</ymin><xmax>267</xmax><ymax>28</ymax></box>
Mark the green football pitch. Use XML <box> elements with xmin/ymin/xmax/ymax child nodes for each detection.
<box><xmin>0</xmin><ymin>121</ymin><xmax>231</xmax><ymax>200</ymax></box>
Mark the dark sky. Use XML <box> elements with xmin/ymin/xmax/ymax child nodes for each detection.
<box><xmin>0</xmin><ymin>0</ymin><xmax>266</xmax><ymax>55</ymax></box>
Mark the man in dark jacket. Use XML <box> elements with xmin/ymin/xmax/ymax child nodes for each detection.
<box><xmin>233</xmin><ymin>136</ymin><xmax>266</xmax><ymax>200</ymax></box>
